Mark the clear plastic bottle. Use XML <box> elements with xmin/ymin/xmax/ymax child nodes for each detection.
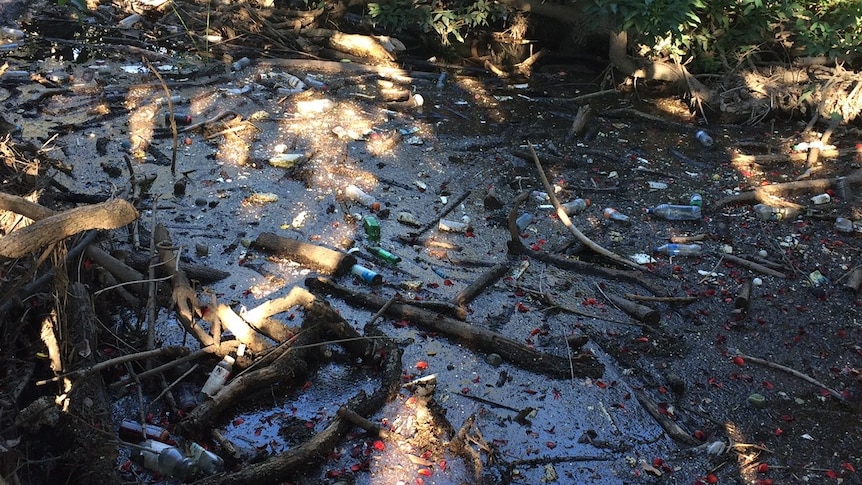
<box><xmin>695</xmin><ymin>130</ymin><xmax>713</xmax><ymax>147</ymax></box>
<box><xmin>130</xmin><ymin>440</ymin><xmax>193</xmax><ymax>480</ymax></box>
<box><xmin>200</xmin><ymin>355</ymin><xmax>235</xmax><ymax>399</ymax></box>
<box><xmin>654</xmin><ymin>243</ymin><xmax>702</xmax><ymax>256</ymax></box>
<box><xmin>602</xmin><ymin>207</ymin><xmax>631</xmax><ymax>224</ymax></box>
<box><xmin>344</xmin><ymin>184</ymin><xmax>376</xmax><ymax>208</ymax></box>
<box><xmin>189</xmin><ymin>442</ymin><xmax>225</xmax><ymax>476</ymax></box>
<box><xmin>562</xmin><ymin>198</ymin><xmax>591</xmax><ymax>215</ymax></box>
<box><xmin>753</xmin><ymin>204</ymin><xmax>799</xmax><ymax>222</ymax></box>
<box><xmin>834</xmin><ymin>217</ymin><xmax>862</xmax><ymax>233</ymax></box>
<box><xmin>646</xmin><ymin>204</ymin><xmax>702</xmax><ymax>221</ymax></box>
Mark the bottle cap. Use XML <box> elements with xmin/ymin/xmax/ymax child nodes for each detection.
<box><xmin>223</xmin><ymin>355</ymin><xmax>235</xmax><ymax>366</ymax></box>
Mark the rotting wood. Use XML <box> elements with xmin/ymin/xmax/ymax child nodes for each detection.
<box><xmin>633</xmin><ymin>389</ymin><xmax>699</xmax><ymax>446</ymax></box>
<box><xmin>0</xmin><ymin>198</ymin><xmax>138</xmax><ymax>259</ymax></box>
<box><xmin>507</xmin><ymin>191</ymin><xmax>666</xmax><ymax>296</ymax></box>
<box><xmin>565</xmin><ymin>104</ymin><xmax>592</xmax><ymax>143</ymax></box>
<box><xmin>598</xmin><ymin>288</ymin><xmax>660</xmax><ymax>326</ymax></box>
<box><xmin>454</xmin><ymin>263</ymin><xmax>509</xmax><ymax>307</ymax></box>
<box><xmin>529</xmin><ymin>143</ymin><xmax>644</xmax><ymax>271</ymax></box>
<box><xmin>306</xmin><ymin>276</ymin><xmax>605</xmax><ymax>378</ymax></box>
<box><xmin>153</xmin><ymin>223</ymin><xmax>213</xmax><ymax>347</ymax></box>
<box><xmin>735</xmin><ymin>280</ymin><xmax>752</xmax><ymax>311</ymax></box>
<box><xmin>253</xmin><ymin>232</ymin><xmax>357</xmax><ymax>276</ymax></box>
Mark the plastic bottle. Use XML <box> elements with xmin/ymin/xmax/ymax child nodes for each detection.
<box><xmin>438</xmin><ymin>218</ymin><xmax>471</xmax><ymax>233</ymax></box>
<box><xmin>232</xmin><ymin>56</ymin><xmax>251</xmax><ymax>71</ymax></box>
<box><xmin>689</xmin><ymin>193</ymin><xmax>702</xmax><ymax>207</ymax></box>
<box><xmin>515</xmin><ymin>213</ymin><xmax>534</xmax><ymax>232</ymax></box>
<box><xmin>351</xmin><ymin>264</ymin><xmax>382</xmax><ymax>285</ymax></box>
<box><xmin>367</xmin><ymin>246</ymin><xmax>401</xmax><ymax>264</ymax></box>
<box><xmin>602</xmin><ymin>207</ymin><xmax>630</xmax><ymax>224</ymax></box>
<box><xmin>344</xmin><ymin>184</ymin><xmax>376</xmax><ymax>208</ymax></box>
<box><xmin>654</xmin><ymin>243</ymin><xmax>702</xmax><ymax>256</ymax></box>
<box><xmin>646</xmin><ymin>204</ymin><xmax>702</xmax><ymax>221</ymax></box>
<box><xmin>200</xmin><ymin>355</ymin><xmax>235</xmax><ymax>399</ymax></box>
<box><xmin>130</xmin><ymin>440</ymin><xmax>193</xmax><ymax>480</ymax></box>
<box><xmin>753</xmin><ymin>204</ymin><xmax>799</xmax><ymax>222</ymax></box>
<box><xmin>695</xmin><ymin>130</ymin><xmax>713</xmax><ymax>147</ymax></box>
<box><xmin>189</xmin><ymin>442</ymin><xmax>225</xmax><ymax>476</ymax></box>
<box><xmin>562</xmin><ymin>198</ymin><xmax>590</xmax><ymax>215</ymax></box>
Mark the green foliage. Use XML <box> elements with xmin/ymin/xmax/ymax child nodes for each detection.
<box><xmin>587</xmin><ymin>0</ymin><xmax>862</xmax><ymax>71</ymax></box>
<box><xmin>368</xmin><ymin>0</ymin><xmax>504</xmax><ymax>44</ymax></box>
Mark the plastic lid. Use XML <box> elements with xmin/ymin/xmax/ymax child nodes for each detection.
<box><xmin>584</xmin><ymin>198</ymin><xmax>591</xmax><ymax>206</ymax></box>
<box><xmin>223</xmin><ymin>355</ymin><xmax>235</xmax><ymax>365</ymax></box>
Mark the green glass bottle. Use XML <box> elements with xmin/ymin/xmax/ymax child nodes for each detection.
<box><xmin>367</xmin><ymin>246</ymin><xmax>401</xmax><ymax>264</ymax></box>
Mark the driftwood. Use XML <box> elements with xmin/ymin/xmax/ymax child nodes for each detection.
<box><xmin>153</xmin><ymin>224</ymin><xmax>213</xmax><ymax>346</ymax></box>
<box><xmin>599</xmin><ymin>289</ymin><xmax>660</xmax><ymax>326</ymax></box>
<box><xmin>454</xmin><ymin>263</ymin><xmax>509</xmax><ymax>307</ymax></box>
<box><xmin>122</xmin><ymin>250</ymin><xmax>230</xmax><ymax>284</ymax></box>
<box><xmin>61</xmin><ymin>282</ymin><xmax>121</xmax><ymax>484</ymax></box>
<box><xmin>735</xmin><ymin>280</ymin><xmax>752</xmax><ymax>311</ymax></box>
<box><xmin>633</xmin><ymin>389</ymin><xmax>699</xmax><ymax>446</ymax></box>
<box><xmin>301</xmin><ymin>29</ymin><xmax>396</xmax><ymax>63</ymax></box>
<box><xmin>306</xmin><ymin>276</ymin><xmax>605</xmax><ymax>378</ymax></box>
<box><xmin>714</xmin><ymin>169</ymin><xmax>862</xmax><ymax>209</ymax></box>
<box><xmin>721</xmin><ymin>253</ymin><xmax>787</xmax><ymax>278</ymax></box>
<box><xmin>566</xmin><ymin>104</ymin><xmax>592</xmax><ymax>142</ymax></box>
<box><xmin>207</xmin><ymin>304</ymin><xmax>273</xmax><ymax>354</ymax></box>
<box><xmin>0</xmin><ymin>198</ymin><xmax>137</xmax><ymax>258</ymax></box>
<box><xmin>86</xmin><ymin>245</ymin><xmax>147</xmax><ymax>296</ymax></box>
<box><xmin>253</xmin><ymin>232</ymin><xmax>357</xmax><ymax>277</ymax></box>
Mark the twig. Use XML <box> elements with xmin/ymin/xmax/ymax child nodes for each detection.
<box><xmin>35</xmin><ymin>346</ymin><xmax>189</xmax><ymax>385</ymax></box>
<box><xmin>415</xmin><ymin>189</ymin><xmax>472</xmax><ymax>236</ymax></box>
<box><xmin>452</xmin><ymin>392</ymin><xmax>522</xmax><ymax>412</ymax></box>
<box><xmin>623</xmin><ymin>293</ymin><xmax>698</xmax><ymax>303</ymax></box>
<box><xmin>721</xmin><ymin>253</ymin><xmax>786</xmax><ymax>278</ymax></box>
<box><xmin>733</xmin><ymin>351</ymin><xmax>846</xmax><ymax>402</ymax></box>
<box><xmin>529</xmin><ymin>142</ymin><xmax>643</xmax><ymax>271</ymax></box>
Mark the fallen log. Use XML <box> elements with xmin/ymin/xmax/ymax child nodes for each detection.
<box><xmin>454</xmin><ymin>263</ymin><xmax>509</xmax><ymax>307</ymax></box>
<box><xmin>0</xmin><ymin>198</ymin><xmax>137</xmax><ymax>259</ymax></box>
<box><xmin>253</xmin><ymin>232</ymin><xmax>357</xmax><ymax>277</ymax></box>
<box><xmin>306</xmin><ymin>276</ymin><xmax>605</xmax><ymax>378</ymax></box>
<box><xmin>122</xmin><ymin>250</ymin><xmax>230</xmax><ymax>284</ymax></box>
